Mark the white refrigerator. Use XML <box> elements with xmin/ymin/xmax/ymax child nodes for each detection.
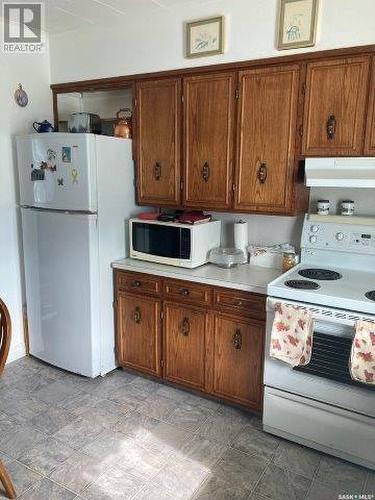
<box><xmin>17</xmin><ymin>133</ymin><xmax>138</xmax><ymax>377</ymax></box>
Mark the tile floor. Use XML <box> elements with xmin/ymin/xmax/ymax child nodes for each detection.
<box><xmin>0</xmin><ymin>356</ymin><xmax>373</xmax><ymax>500</ymax></box>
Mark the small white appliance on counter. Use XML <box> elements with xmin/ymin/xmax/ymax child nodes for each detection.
<box><xmin>129</xmin><ymin>218</ymin><xmax>221</xmax><ymax>268</ymax></box>
<box><xmin>264</xmin><ymin>214</ymin><xmax>375</xmax><ymax>469</ymax></box>
<box><xmin>17</xmin><ymin>133</ymin><xmax>138</xmax><ymax>377</ymax></box>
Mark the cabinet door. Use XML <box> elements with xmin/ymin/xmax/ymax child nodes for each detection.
<box><xmin>208</xmin><ymin>314</ymin><xmax>264</xmax><ymax>410</ymax></box>
<box><xmin>302</xmin><ymin>56</ymin><xmax>370</xmax><ymax>156</ymax></box>
<box><xmin>135</xmin><ymin>78</ymin><xmax>181</xmax><ymax>205</ymax></box>
<box><xmin>163</xmin><ymin>302</ymin><xmax>208</xmax><ymax>390</ymax></box>
<box><xmin>234</xmin><ymin>65</ymin><xmax>300</xmax><ymax>213</ymax></box>
<box><xmin>183</xmin><ymin>73</ymin><xmax>235</xmax><ymax>209</ymax></box>
<box><xmin>117</xmin><ymin>293</ymin><xmax>161</xmax><ymax>377</ymax></box>
<box><xmin>364</xmin><ymin>56</ymin><xmax>375</xmax><ymax>156</ymax></box>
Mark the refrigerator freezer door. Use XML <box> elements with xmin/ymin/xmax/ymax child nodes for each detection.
<box><xmin>22</xmin><ymin>208</ymin><xmax>101</xmax><ymax>377</ymax></box>
<box><xmin>17</xmin><ymin>133</ymin><xmax>97</xmax><ymax>212</ymax></box>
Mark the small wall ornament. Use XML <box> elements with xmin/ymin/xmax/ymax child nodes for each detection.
<box><xmin>14</xmin><ymin>83</ymin><xmax>29</xmax><ymax>107</ymax></box>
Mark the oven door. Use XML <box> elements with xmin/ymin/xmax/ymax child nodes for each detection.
<box><xmin>264</xmin><ymin>297</ymin><xmax>375</xmax><ymax>418</ymax></box>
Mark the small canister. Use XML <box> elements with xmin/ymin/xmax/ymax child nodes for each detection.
<box><xmin>341</xmin><ymin>200</ymin><xmax>355</xmax><ymax>216</ymax></box>
<box><xmin>282</xmin><ymin>251</ymin><xmax>298</xmax><ymax>272</ymax></box>
<box><xmin>317</xmin><ymin>200</ymin><xmax>330</xmax><ymax>216</ymax></box>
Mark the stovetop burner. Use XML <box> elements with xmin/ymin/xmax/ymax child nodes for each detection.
<box><xmin>298</xmin><ymin>268</ymin><xmax>342</xmax><ymax>281</ymax></box>
<box><xmin>285</xmin><ymin>280</ymin><xmax>320</xmax><ymax>290</ymax></box>
<box><xmin>365</xmin><ymin>291</ymin><xmax>375</xmax><ymax>302</ymax></box>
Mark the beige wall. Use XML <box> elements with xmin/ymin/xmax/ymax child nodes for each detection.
<box><xmin>0</xmin><ymin>45</ymin><xmax>52</xmax><ymax>361</ymax></box>
<box><xmin>49</xmin><ymin>0</ymin><xmax>375</xmax><ymax>83</ymax></box>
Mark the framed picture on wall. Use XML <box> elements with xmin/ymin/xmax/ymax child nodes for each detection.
<box><xmin>277</xmin><ymin>0</ymin><xmax>319</xmax><ymax>50</ymax></box>
<box><xmin>186</xmin><ymin>16</ymin><xmax>225</xmax><ymax>58</ymax></box>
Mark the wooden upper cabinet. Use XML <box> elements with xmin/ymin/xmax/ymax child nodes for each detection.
<box><xmin>234</xmin><ymin>65</ymin><xmax>300</xmax><ymax>213</ymax></box>
<box><xmin>117</xmin><ymin>293</ymin><xmax>161</xmax><ymax>377</ymax></box>
<box><xmin>183</xmin><ymin>72</ymin><xmax>236</xmax><ymax>209</ymax></box>
<box><xmin>135</xmin><ymin>78</ymin><xmax>181</xmax><ymax>206</ymax></box>
<box><xmin>364</xmin><ymin>56</ymin><xmax>375</xmax><ymax>156</ymax></box>
<box><xmin>302</xmin><ymin>56</ymin><xmax>371</xmax><ymax>156</ymax></box>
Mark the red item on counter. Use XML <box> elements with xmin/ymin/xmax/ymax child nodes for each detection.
<box><xmin>137</xmin><ymin>212</ymin><xmax>159</xmax><ymax>220</ymax></box>
<box><xmin>177</xmin><ymin>211</ymin><xmax>212</xmax><ymax>224</ymax></box>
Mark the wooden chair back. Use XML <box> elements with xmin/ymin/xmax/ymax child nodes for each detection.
<box><xmin>0</xmin><ymin>298</ymin><xmax>16</xmax><ymax>498</ymax></box>
<box><xmin>0</xmin><ymin>297</ymin><xmax>11</xmax><ymax>376</ymax></box>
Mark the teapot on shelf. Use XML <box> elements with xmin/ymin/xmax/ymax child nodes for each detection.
<box><xmin>113</xmin><ymin>108</ymin><xmax>132</xmax><ymax>138</ymax></box>
<box><xmin>33</xmin><ymin>120</ymin><xmax>54</xmax><ymax>133</ymax></box>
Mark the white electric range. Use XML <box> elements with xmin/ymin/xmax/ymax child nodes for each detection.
<box><xmin>263</xmin><ymin>214</ymin><xmax>375</xmax><ymax>470</ymax></box>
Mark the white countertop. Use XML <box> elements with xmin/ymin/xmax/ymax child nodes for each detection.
<box><xmin>112</xmin><ymin>258</ymin><xmax>282</xmax><ymax>295</ymax></box>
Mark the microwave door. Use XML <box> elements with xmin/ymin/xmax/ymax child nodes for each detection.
<box><xmin>132</xmin><ymin>222</ymin><xmax>190</xmax><ymax>260</ymax></box>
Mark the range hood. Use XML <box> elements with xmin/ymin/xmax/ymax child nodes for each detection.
<box><xmin>305</xmin><ymin>157</ymin><xmax>375</xmax><ymax>188</ymax></box>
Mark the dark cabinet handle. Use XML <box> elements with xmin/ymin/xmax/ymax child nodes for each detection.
<box><xmin>326</xmin><ymin>114</ymin><xmax>336</xmax><ymax>140</ymax></box>
<box><xmin>257</xmin><ymin>162</ymin><xmax>267</xmax><ymax>184</ymax></box>
<box><xmin>131</xmin><ymin>280</ymin><xmax>141</xmax><ymax>288</ymax></box>
<box><xmin>133</xmin><ymin>306</ymin><xmax>141</xmax><ymax>324</ymax></box>
<box><xmin>232</xmin><ymin>329</ymin><xmax>242</xmax><ymax>350</ymax></box>
<box><xmin>201</xmin><ymin>162</ymin><xmax>210</xmax><ymax>182</ymax></box>
<box><xmin>179</xmin><ymin>288</ymin><xmax>190</xmax><ymax>296</ymax></box>
<box><xmin>180</xmin><ymin>317</ymin><xmax>190</xmax><ymax>336</ymax></box>
<box><xmin>154</xmin><ymin>162</ymin><xmax>161</xmax><ymax>180</ymax></box>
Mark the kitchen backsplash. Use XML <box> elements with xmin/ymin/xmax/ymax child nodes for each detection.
<box><xmin>309</xmin><ymin>188</ymin><xmax>375</xmax><ymax>216</ymax></box>
<box><xmin>213</xmin><ymin>188</ymin><xmax>375</xmax><ymax>251</ymax></box>
<box><xmin>212</xmin><ymin>212</ymin><xmax>304</xmax><ymax>249</ymax></box>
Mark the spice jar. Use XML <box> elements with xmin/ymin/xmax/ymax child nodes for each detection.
<box><xmin>341</xmin><ymin>200</ymin><xmax>354</xmax><ymax>216</ymax></box>
<box><xmin>317</xmin><ymin>200</ymin><xmax>330</xmax><ymax>216</ymax></box>
<box><xmin>282</xmin><ymin>251</ymin><xmax>297</xmax><ymax>272</ymax></box>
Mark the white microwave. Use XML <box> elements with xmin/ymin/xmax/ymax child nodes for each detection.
<box><xmin>129</xmin><ymin>218</ymin><xmax>221</xmax><ymax>268</ymax></box>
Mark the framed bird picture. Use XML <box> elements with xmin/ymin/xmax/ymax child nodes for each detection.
<box><xmin>277</xmin><ymin>0</ymin><xmax>319</xmax><ymax>50</ymax></box>
<box><xmin>186</xmin><ymin>16</ymin><xmax>225</xmax><ymax>58</ymax></box>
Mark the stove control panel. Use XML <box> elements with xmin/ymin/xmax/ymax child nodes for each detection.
<box><xmin>351</xmin><ymin>232</ymin><xmax>375</xmax><ymax>247</ymax></box>
<box><xmin>302</xmin><ymin>216</ymin><xmax>375</xmax><ymax>254</ymax></box>
<box><xmin>336</xmin><ymin>232</ymin><xmax>345</xmax><ymax>241</ymax></box>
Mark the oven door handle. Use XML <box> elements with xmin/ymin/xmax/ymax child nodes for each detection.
<box><xmin>266</xmin><ymin>297</ymin><xmax>374</xmax><ymax>328</ymax></box>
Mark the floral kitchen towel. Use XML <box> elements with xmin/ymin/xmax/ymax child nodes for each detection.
<box><xmin>349</xmin><ymin>320</ymin><xmax>375</xmax><ymax>385</ymax></box>
<box><xmin>270</xmin><ymin>302</ymin><xmax>313</xmax><ymax>367</ymax></box>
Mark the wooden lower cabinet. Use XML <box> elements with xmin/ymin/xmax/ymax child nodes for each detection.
<box><xmin>163</xmin><ymin>302</ymin><xmax>208</xmax><ymax>391</ymax></box>
<box><xmin>116</xmin><ymin>292</ymin><xmax>162</xmax><ymax>377</ymax></box>
<box><xmin>115</xmin><ymin>270</ymin><xmax>265</xmax><ymax>411</ymax></box>
<box><xmin>207</xmin><ymin>314</ymin><xmax>264</xmax><ymax>410</ymax></box>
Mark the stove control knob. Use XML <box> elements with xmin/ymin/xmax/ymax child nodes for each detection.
<box><xmin>309</xmin><ymin>235</ymin><xmax>317</xmax><ymax>243</ymax></box>
<box><xmin>336</xmin><ymin>232</ymin><xmax>345</xmax><ymax>241</ymax></box>
<box><xmin>310</xmin><ymin>225</ymin><xmax>319</xmax><ymax>233</ymax></box>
